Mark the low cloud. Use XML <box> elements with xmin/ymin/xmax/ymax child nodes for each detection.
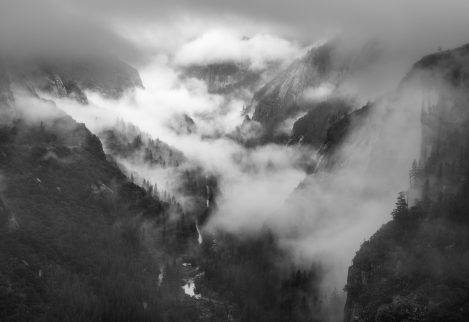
<box><xmin>5</xmin><ymin>3</ymin><xmax>465</xmax><ymax>311</ymax></box>
<box><xmin>174</xmin><ymin>29</ymin><xmax>303</xmax><ymax>70</ymax></box>
<box><xmin>33</xmin><ymin>42</ymin><xmax>424</xmax><ymax>299</ymax></box>
<box><xmin>302</xmin><ymin>83</ymin><xmax>335</xmax><ymax>102</ymax></box>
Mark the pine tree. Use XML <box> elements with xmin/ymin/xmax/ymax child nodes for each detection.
<box><xmin>391</xmin><ymin>192</ymin><xmax>408</xmax><ymax>220</ymax></box>
<box><xmin>410</xmin><ymin>160</ymin><xmax>419</xmax><ymax>186</ymax></box>
<box><xmin>132</xmin><ymin>135</ymin><xmax>142</xmax><ymax>149</ymax></box>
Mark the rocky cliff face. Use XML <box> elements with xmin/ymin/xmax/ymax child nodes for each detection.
<box><xmin>249</xmin><ymin>39</ymin><xmax>381</xmax><ymax>139</ymax></box>
<box><xmin>288</xmin><ymin>99</ymin><xmax>352</xmax><ymax>148</ymax></box>
<box><xmin>2</xmin><ymin>55</ymin><xmax>143</xmax><ymax>104</ymax></box>
<box><xmin>180</xmin><ymin>62</ymin><xmax>263</xmax><ymax>95</ymax></box>
<box><xmin>0</xmin><ymin>64</ymin><xmax>14</xmax><ymax>106</ymax></box>
<box><xmin>344</xmin><ymin>43</ymin><xmax>469</xmax><ymax>322</ymax></box>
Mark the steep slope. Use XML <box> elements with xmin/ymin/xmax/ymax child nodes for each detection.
<box><xmin>344</xmin><ymin>43</ymin><xmax>469</xmax><ymax>321</ymax></box>
<box><xmin>100</xmin><ymin>120</ymin><xmax>186</xmax><ymax>168</ymax></box>
<box><xmin>180</xmin><ymin>62</ymin><xmax>263</xmax><ymax>96</ymax></box>
<box><xmin>288</xmin><ymin>99</ymin><xmax>352</xmax><ymax>147</ymax></box>
<box><xmin>249</xmin><ymin>38</ymin><xmax>381</xmax><ymax>139</ymax></box>
<box><xmin>0</xmin><ymin>91</ymin><xmax>203</xmax><ymax>321</ymax></box>
<box><xmin>98</xmin><ymin>120</ymin><xmax>216</xmax><ymax>225</ymax></box>
<box><xmin>4</xmin><ymin>55</ymin><xmax>143</xmax><ymax>104</ymax></box>
<box><xmin>0</xmin><ymin>64</ymin><xmax>14</xmax><ymax>106</ymax></box>
<box><xmin>95</xmin><ymin>111</ymin><xmax>322</xmax><ymax>322</ymax></box>
<box><xmin>166</xmin><ymin>113</ymin><xmax>197</xmax><ymax>136</ymax></box>
<box><xmin>0</xmin><ymin>52</ymin><xmax>325</xmax><ymax>321</ymax></box>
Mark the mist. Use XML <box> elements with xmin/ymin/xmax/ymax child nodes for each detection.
<box><xmin>3</xmin><ymin>0</ymin><xmax>469</xmax><ymax>319</ymax></box>
<box><xmin>35</xmin><ymin>44</ymin><xmax>425</xmax><ymax>305</ymax></box>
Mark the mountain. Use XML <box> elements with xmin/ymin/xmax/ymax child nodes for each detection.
<box><xmin>267</xmin><ymin>42</ymin><xmax>469</xmax><ymax>322</ymax></box>
<box><xmin>0</xmin><ymin>64</ymin><xmax>14</xmax><ymax>106</ymax></box>
<box><xmin>0</xmin><ymin>54</ymin><xmax>321</xmax><ymax>321</ymax></box>
<box><xmin>179</xmin><ymin>62</ymin><xmax>263</xmax><ymax>96</ymax></box>
<box><xmin>97</xmin><ymin>117</ymin><xmax>324</xmax><ymax>322</ymax></box>
<box><xmin>98</xmin><ymin>120</ymin><xmax>216</xmax><ymax>225</ymax></box>
<box><xmin>166</xmin><ymin>113</ymin><xmax>197</xmax><ymax>136</ymax></box>
<box><xmin>0</xmin><ymin>72</ymin><xmax>219</xmax><ymax>321</ymax></box>
<box><xmin>100</xmin><ymin>120</ymin><xmax>186</xmax><ymax>168</ymax></box>
<box><xmin>288</xmin><ymin>99</ymin><xmax>352</xmax><ymax>147</ymax></box>
<box><xmin>344</xmin><ymin>44</ymin><xmax>469</xmax><ymax>321</ymax></box>
<box><xmin>249</xmin><ymin>38</ymin><xmax>381</xmax><ymax>140</ymax></box>
<box><xmin>2</xmin><ymin>55</ymin><xmax>143</xmax><ymax>104</ymax></box>
<box><xmin>0</xmin><ymin>101</ymin><xmax>167</xmax><ymax>321</ymax></box>
<box><xmin>10</xmin><ymin>34</ymin><xmax>469</xmax><ymax>321</ymax></box>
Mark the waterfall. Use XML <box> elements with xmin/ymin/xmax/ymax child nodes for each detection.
<box><xmin>196</xmin><ymin>221</ymin><xmax>203</xmax><ymax>245</ymax></box>
<box><xmin>205</xmin><ymin>184</ymin><xmax>210</xmax><ymax>208</ymax></box>
<box><xmin>157</xmin><ymin>266</ymin><xmax>164</xmax><ymax>287</ymax></box>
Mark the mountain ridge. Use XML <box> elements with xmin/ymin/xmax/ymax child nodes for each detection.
<box><xmin>343</xmin><ymin>42</ymin><xmax>469</xmax><ymax>322</ymax></box>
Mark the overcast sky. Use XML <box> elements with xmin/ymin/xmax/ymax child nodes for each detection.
<box><xmin>2</xmin><ymin>0</ymin><xmax>469</xmax><ymax>65</ymax></box>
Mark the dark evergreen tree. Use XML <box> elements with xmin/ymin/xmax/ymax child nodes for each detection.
<box><xmin>391</xmin><ymin>192</ymin><xmax>408</xmax><ymax>220</ymax></box>
<box><xmin>410</xmin><ymin>159</ymin><xmax>419</xmax><ymax>186</ymax></box>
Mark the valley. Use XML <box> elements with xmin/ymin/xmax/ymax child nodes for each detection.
<box><xmin>2</xmin><ymin>6</ymin><xmax>469</xmax><ymax>320</ymax></box>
